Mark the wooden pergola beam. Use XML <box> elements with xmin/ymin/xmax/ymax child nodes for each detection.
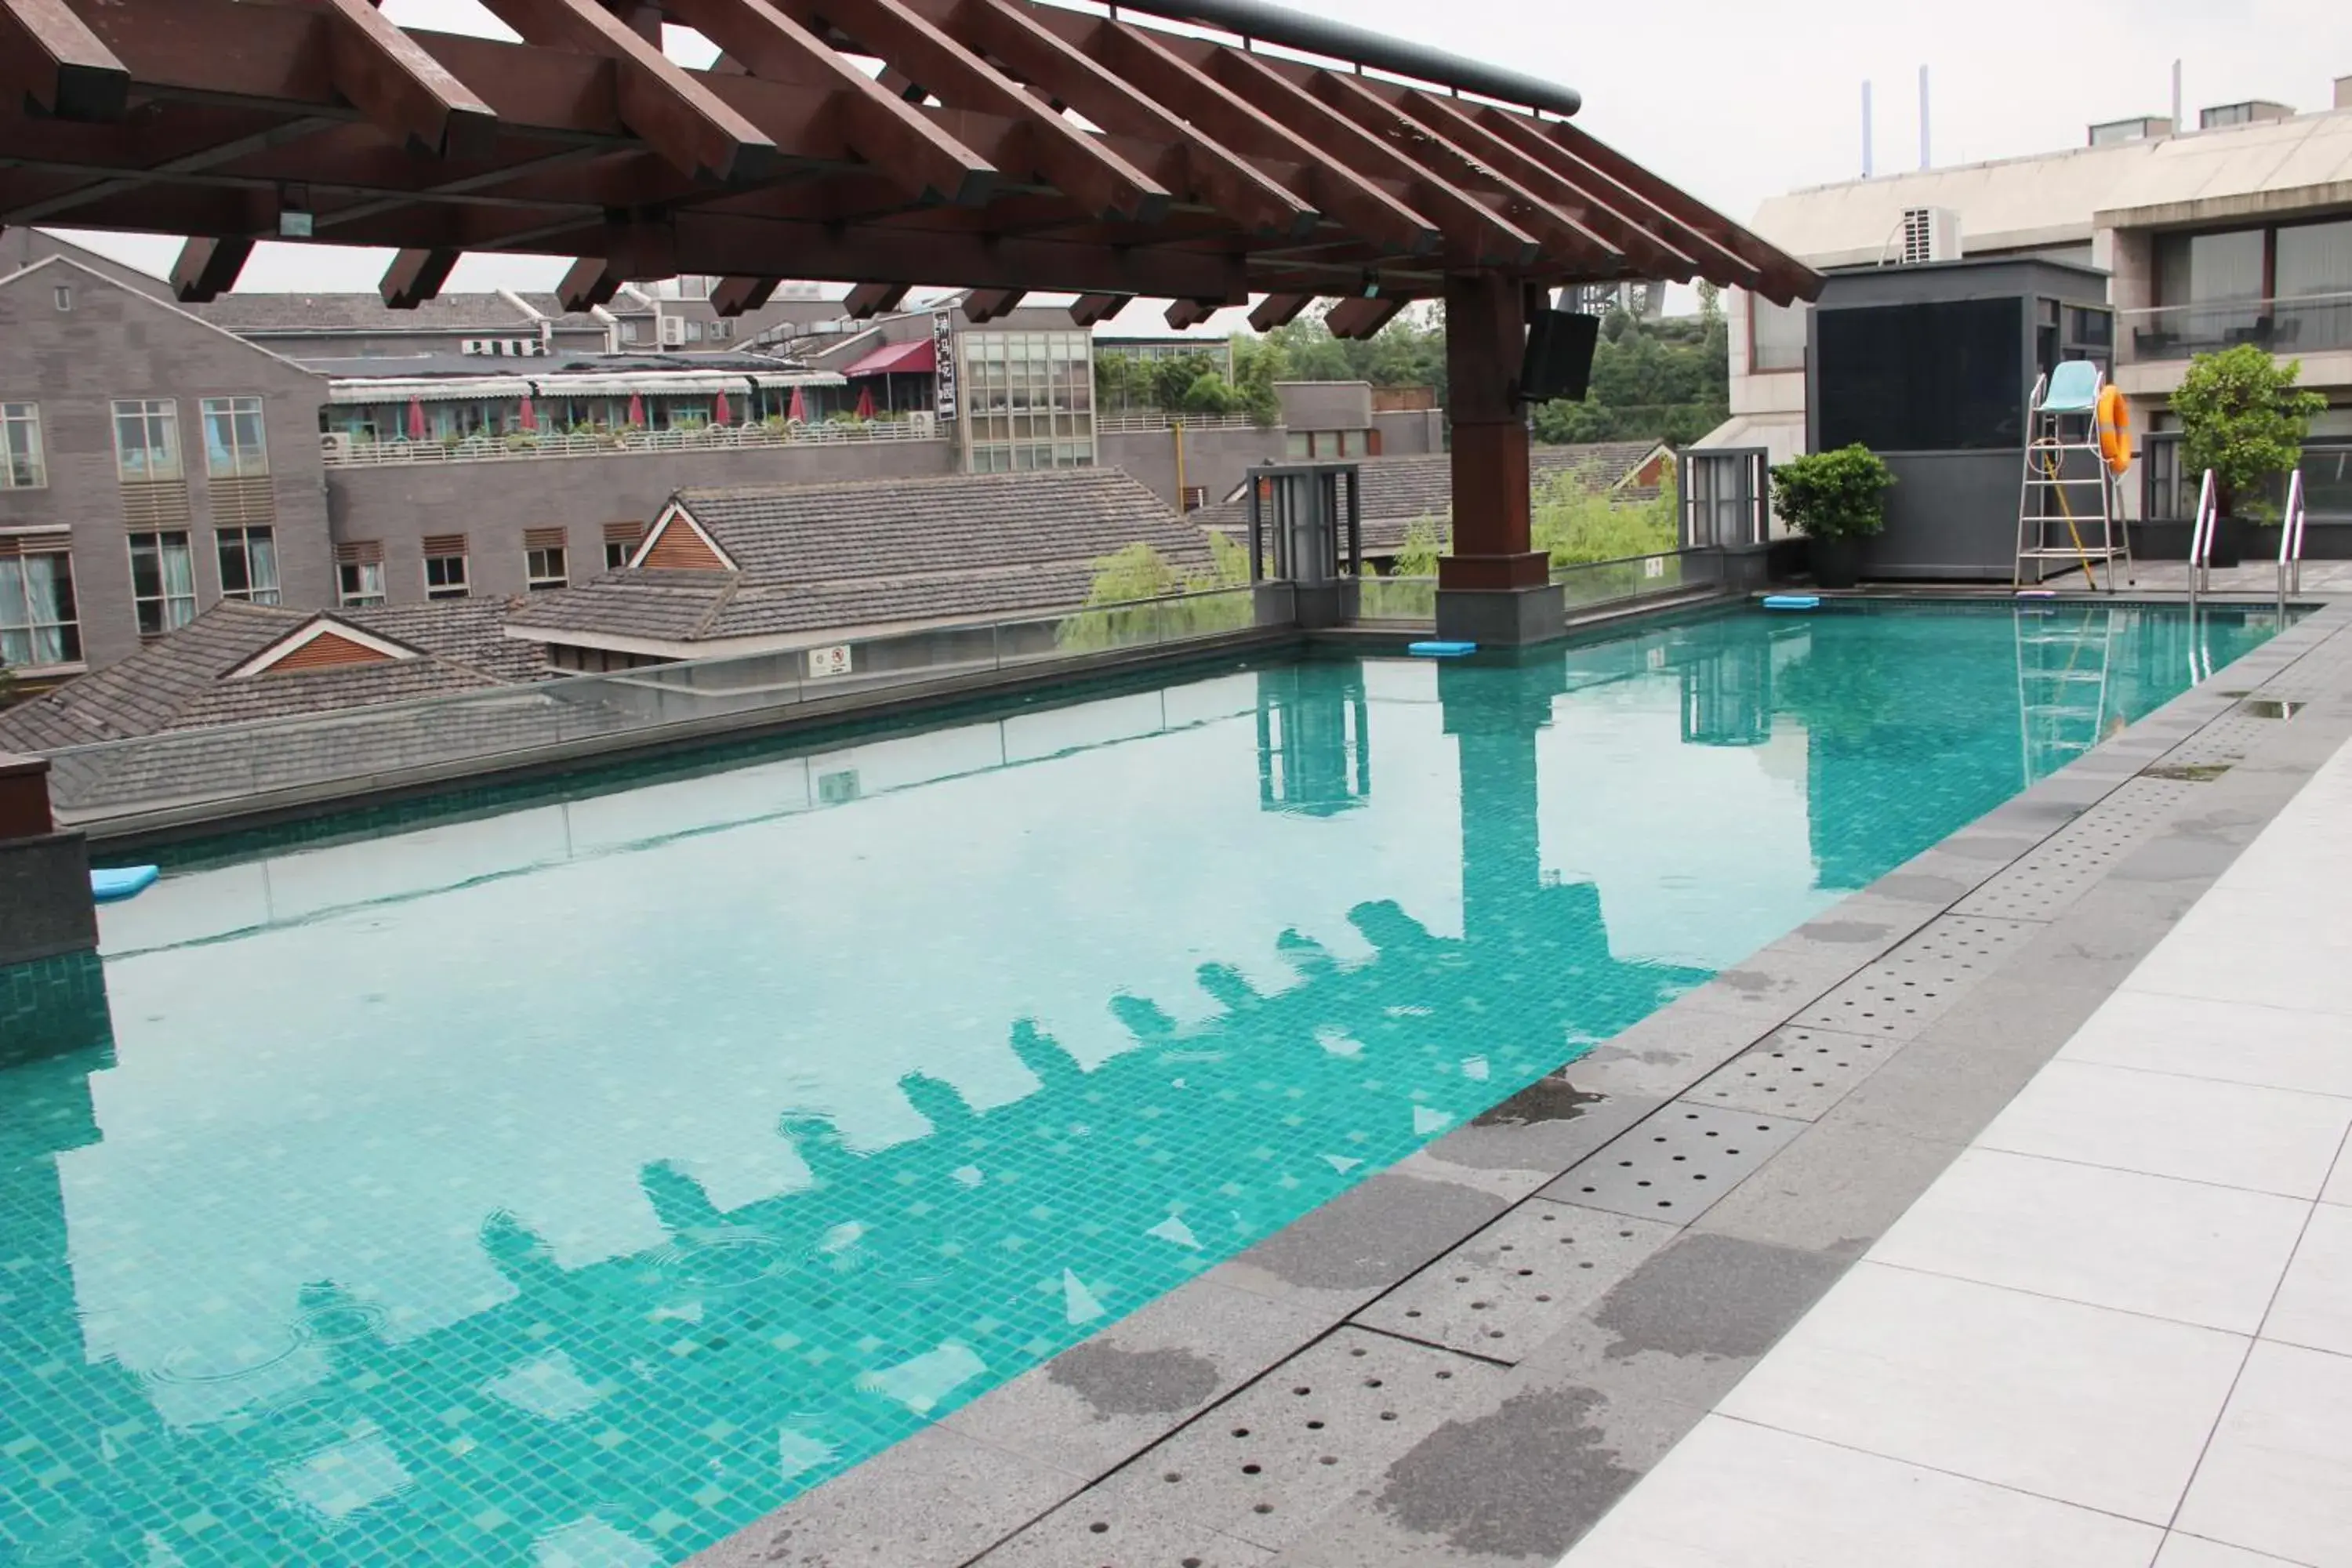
<box><xmin>473</xmin><ymin>0</ymin><xmax>779</xmax><ymax>183</ymax></box>
<box><xmin>771</xmin><ymin>0</ymin><xmax>1167</xmax><ymax>223</ymax></box>
<box><xmin>1206</xmin><ymin>49</ymin><xmax>1529</xmax><ymax>267</ymax></box>
<box><xmin>1324</xmin><ymin>294</ymin><xmax>1403</xmax><ymax>339</ymax></box>
<box><xmin>0</xmin><ymin>0</ymin><xmax>129</xmax><ymax>122</ymax></box>
<box><xmin>1544</xmin><ymin>118</ymin><xmax>1814</xmax><ymax>303</ymax></box>
<box><xmin>314</xmin><ymin>0</ymin><xmax>497</xmax><ymax>160</ymax></box>
<box><xmin>710</xmin><ymin>274</ymin><xmax>779</xmax><ymax>315</ymax></box>
<box><xmin>379</xmin><ymin>246</ymin><xmax>459</xmax><ymax>308</ymax></box>
<box><xmin>951</xmin><ymin>0</ymin><xmax>1306</xmax><ymax>237</ymax></box>
<box><xmin>1067</xmin><ymin>292</ymin><xmax>1127</xmax><ymax>326</ymax></box>
<box><xmin>841</xmin><ymin>281</ymin><xmax>909</xmax><ymax>317</ymax></box>
<box><xmin>555</xmin><ymin>255</ymin><xmax>623</xmax><ymax>310</ymax></box>
<box><xmin>1247</xmin><ymin>292</ymin><xmax>1312</xmax><ymax>331</ymax></box>
<box><xmin>1163</xmin><ymin>297</ymin><xmax>1223</xmax><ymax>330</ymax></box>
<box><xmin>169</xmin><ymin>234</ymin><xmax>250</xmax><ymax>301</ymax></box>
<box><xmin>959</xmin><ymin>286</ymin><xmax>1022</xmax><ymax>323</ymax></box>
<box><xmin>662</xmin><ymin>0</ymin><xmax>996</xmax><ymax>206</ymax></box>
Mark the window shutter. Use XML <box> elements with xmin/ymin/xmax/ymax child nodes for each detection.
<box><xmin>422</xmin><ymin>533</ymin><xmax>468</xmax><ymax>557</ymax></box>
<box><xmin>523</xmin><ymin>526</ymin><xmax>567</xmax><ymax>550</ymax></box>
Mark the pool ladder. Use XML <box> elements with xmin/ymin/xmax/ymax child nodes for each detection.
<box><xmin>2278</xmin><ymin>469</ymin><xmax>2309</xmax><ymax>620</ymax></box>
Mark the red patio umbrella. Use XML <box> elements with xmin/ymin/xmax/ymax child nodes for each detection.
<box><xmin>517</xmin><ymin>394</ymin><xmax>537</xmax><ymax>433</ymax></box>
<box><xmin>712</xmin><ymin>390</ymin><xmax>731</xmax><ymax>426</ymax></box>
<box><xmin>626</xmin><ymin>392</ymin><xmax>644</xmax><ymax>428</ymax></box>
<box><xmin>854</xmin><ymin>384</ymin><xmax>876</xmax><ymax>419</ymax></box>
<box><xmin>786</xmin><ymin>386</ymin><xmax>807</xmax><ymax>423</ymax></box>
<box><xmin>405</xmin><ymin>397</ymin><xmax>426</xmax><ymax>442</ymax></box>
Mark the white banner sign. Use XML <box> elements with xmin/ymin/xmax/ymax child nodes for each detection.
<box><xmin>932</xmin><ymin>312</ymin><xmax>957</xmax><ymax>423</ymax></box>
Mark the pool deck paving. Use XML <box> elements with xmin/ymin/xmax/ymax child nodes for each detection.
<box><xmin>686</xmin><ymin>596</ymin><xmax>2352</xmax><ymax>1568</ymax></box>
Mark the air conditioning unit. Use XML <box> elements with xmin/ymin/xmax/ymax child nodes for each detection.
<box><xmin>1898</xmin><ymin>207</ymin><xmax>1963</xmax><ymax>265</ymax></box>
<box><xmin>320</xmin><ymin>431</ymin><xmax>352</xmax><ymax>459</ymax></box>
<box><xmin>906</xmin><ymin>411</ymin><xmax>937</xmax><ymax>437</ymax></box>
<box><xmin>659</xmin><ymin>314</ymin><xmax>686</xmax><ymax>347</ymax></box>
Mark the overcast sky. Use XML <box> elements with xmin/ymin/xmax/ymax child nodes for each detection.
<box><xmin>52</xmin><ymin>0</ymin><xmax>2350</xmax><ymax>303</ymax></box>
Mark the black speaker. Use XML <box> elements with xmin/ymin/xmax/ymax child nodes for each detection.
<box><xmin>1520</xmin><ymin>308</ymin><xmax>1600</xmax><ymax>402</ymax></box>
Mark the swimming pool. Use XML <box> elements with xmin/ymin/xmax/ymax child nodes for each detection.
<box><xmin>0</xmin><ymin>601</ymin><xmax>2285</xmax><ymax>1566</ymax></box>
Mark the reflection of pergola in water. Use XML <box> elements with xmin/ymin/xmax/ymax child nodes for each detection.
<box><xmin>5</xmin><ymin>0</ymin><xmax>1815</xmax><ymax>640</ymax></box>
<box><xmin>0</xmin><ymin>655</ymin><xmax>1705</xmax><ymax>1562</ymax></box>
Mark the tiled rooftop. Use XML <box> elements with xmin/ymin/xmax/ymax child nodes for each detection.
<box><xmin>510</xmin><ymin>468</ymin><xmax>1217</xmax><ymax>646</ymax></box>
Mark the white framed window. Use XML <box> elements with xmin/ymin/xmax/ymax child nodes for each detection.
<box><xmin>423</xmin><ymin>535</ymin><xmax>470</xmax><ymax>601</ymax></box>
<box><xmin>112</xmin><ymin>398</ymin><xmax>183</xmax><ymax>481</ymax></box>
<box><xmin>338</xmin><ymin>560</ymin><xmax>387</xmax><ymax>608</ymax></box>
<box><xmin>0</xmin><ymin>403</ymin><xmax>43</xmax><ymax>489</ymax></box>
<box><xmin>524</xmin><ymin>528</ymin><xmax>568</xmax><ymax>590</ymax></box>
<box><xmin>0</xmin><ymin>545</ymin><xmax>79</xmax><ymax>667</ymax></box>
<box><xmin>217</xmin><ymin>526</ymin><xmax>281</xmax><ymax>605</ymax></box>
<box><xmin>200</xmin><ymin>397</ymin><xmax>269</xmax><ymax>478</ymax></box>
<box><xmin>126</xmin><ymin>530</ymin><xmax>197</xmax><ymax>636</ymax></box>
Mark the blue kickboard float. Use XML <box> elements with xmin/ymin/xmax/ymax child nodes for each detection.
<box><xmin>1761</xmin><ymin>595</ymin><xmax>1820</xmax><ymax>611</ymax></box>
<box><xmin>1408</xmin><ymin>641</ymin><xmax>1477</xmax><ymax>658</ymax></box>
<box><xmin>91</xmin><ymin>866</ymin><xmax>159</xmax><ymax>904</ymax></box>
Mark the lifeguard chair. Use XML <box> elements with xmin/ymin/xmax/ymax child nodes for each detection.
<box><xmin>2013</xmin><ymin>361</ymin><xmax>2134</xmax><ymax>590</ymax></box>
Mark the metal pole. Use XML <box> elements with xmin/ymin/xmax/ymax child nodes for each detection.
<box><xmin>1918</xmin><ymin>65</ymin><xmax>1930</xmax><ymax>169</ymax></box>
<box><xmin>1862</xmin><ymin>81</ymin><xmax>1875</xmax><ymax>178</ymax></box>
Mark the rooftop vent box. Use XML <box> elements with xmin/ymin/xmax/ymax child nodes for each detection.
<box><xmin>2089</xmin><ymin>115</ymin><xmax>2172</xmax><ymax>146</ymax></box>
<box><xmin>1897</xmin><ymin>207</ymin><xmax>1964</xmax><ymax>265</ymax></box>
<box><xmin>2200</xmin><ymin>100</ymin><xmax>2292</xmax><ymax>129</ymax></box>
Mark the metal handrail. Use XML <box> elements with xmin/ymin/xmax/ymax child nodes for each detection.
<box><xmin>2188</xmin><ymin>468</ymin><xmax>2218</xmax><ymax>608</ymax></box>
<box><xmin>2278</xmin><ymin>468</ymin><xmax>2309</xmax><ymax>618</ymax></box>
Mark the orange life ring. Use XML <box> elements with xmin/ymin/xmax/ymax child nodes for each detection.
<box><xmin>2096</xmin><ymin>385</ymin><xmax>2133</xmax><ymax>475</ymax></box>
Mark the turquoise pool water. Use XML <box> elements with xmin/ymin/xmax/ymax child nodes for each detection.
<box><xmin>0</xmin><ymin>602</ymin><xmax>2285</xmax><ymax>1566</ymax></box>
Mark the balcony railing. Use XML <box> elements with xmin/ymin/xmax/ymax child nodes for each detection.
<box><xmin>2122</xmin><ymin>291</ymin><xmax>2352</xmax><ymax>361</ymax></box>
<box><xmin>320</xmin><ymin>418</ymin><xmax>946</xmax><ymax>467</ymax></box>
<box><xmin>1094</xmin><ymin>412</ymin><xmax>1265</xmax><ymax>436</ymax></box>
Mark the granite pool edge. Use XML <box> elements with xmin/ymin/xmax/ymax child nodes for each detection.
<box><xmin>684</xmin><ymin>600</ymin><xmax>2352</xmax><ymax>1568</ymax></box>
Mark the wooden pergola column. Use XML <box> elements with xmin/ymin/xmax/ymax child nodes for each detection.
<box><xmin>1435</xmin><ymin>271</ymin><xmax>1563</xmax><ymax>644</ymax></box>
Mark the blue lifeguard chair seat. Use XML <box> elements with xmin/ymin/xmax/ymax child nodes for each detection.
<box><xmin>2040</xmin><ymin>361</ymin><xmax>2101</xmax><ymax>415</ymax></box>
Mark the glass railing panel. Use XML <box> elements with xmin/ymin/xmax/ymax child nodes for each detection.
<box><xmin>2122</xmin><ymin>292</ymin><xmax>2352</xmax><ymax>361</ymax></box>
<box><xmin>1355</xmin><ymin>576</ymin><xmax>1437</xmax><ymax>621</ymax></box>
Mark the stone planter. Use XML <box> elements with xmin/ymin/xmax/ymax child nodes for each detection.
<box><xmin>1807</xmin><ymin>535</ymin><xmax>1864</xmax><ymax>590</ymax></box>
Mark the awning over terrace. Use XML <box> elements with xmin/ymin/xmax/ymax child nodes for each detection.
<box><xmin>840</xmin><ymin>340</ymin><xmax>938</xmax><ymax>379</ymax></box>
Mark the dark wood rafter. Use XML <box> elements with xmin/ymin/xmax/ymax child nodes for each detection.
<box><xmin>0</xmin><ymin>0</ymin><xmax>128</xmax><ymax>122</ymax></box>
<box><xmin>959</xmin><ymin>286</ymin><xmax>1022</xmax><ymax>322</ymax></box>
<box><xmin>1161</xmin><ymin>297</ymin><xmax>1219</xmax><ymax>329</ymax></box>
<box><xmin>710</xmin><ymin>274</ymin><xmax>780</xmax><ymax>314</ymax></box>
<box><xmin>1066</xmin><ymin>292</ymin><xmax>1127</xmax><ymax>326</ymax></box>
<box><xmin>1247</xmin><ymin>292</ymin><xmax>1311</xmax><ymax>331</ymax></box>
<box><xmin>471</xmin><ymin>0</ymin><xmax>779</xmax><ymax>183</ymax></box>
<box><xmin>1323</xmin><ymin>293</ymin><xmax>1403</xmax><ymax>339</ymax></box>
<box><xmin>556</xmin><ymin>254</ymin><xmax>625</xmax><ymax>310</ymax></box>
<box><xmin>380</xmin><ymin>245</ymin><xmax>459</xmax><ymax>307</ymax></box>
<box><xmin>841</xmin><ymin>280</ymin><xmax>909</xmax><ymax>317</ymax></box>
<box><xmin>312</xmin><ymin>0</ymin><xmax>499</xmax><ymax>161</ymax></box>
<box><xmin>169</xmin><ymin>234</ymin><xmax>250</xmax><ymax>300</ymax></box>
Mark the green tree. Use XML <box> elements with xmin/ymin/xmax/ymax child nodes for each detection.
<box><xmin>1180</xmin><ymin>371</ymin><xmax>1241</xmax><ymax>416</ymax></box>
<box><xmin>1058</xmin><ymin>536</ymin><xmax>1255</xmax><ymax>650</ymax></box>
<box><xmin>2172</xmin><ymin>343</ymin><xmax>2327</xmax><ymax>519</ymax></box>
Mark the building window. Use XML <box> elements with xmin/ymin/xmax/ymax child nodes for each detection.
<box><xmin>524</xmin><ymin>528</ymin><xmax>568</xmax><ymax>590</ymax></box>
<box><xmin>423</xmin><ymin>534</ymin><xmax>470</xmax><ymax>600</ymax></box>
<box><xmin>604</xmin><ymin>521</ymin><xmax>645</xmax><ymax>570</ymax></box>
<box><xmin>961</xmin><ymin>330</ymin><xmax>1097</xmax><ymax>474</ymax></box>
<box><xmin>0</xmin><ymin>404</ymin><xmax>43</xmax><ymax>489</ymax></box>
<box><xmin>200</xmin><ymin>397</ymin><xmax>270</xmax><ymax>477</ymax></box>
<box><xmin>337</xmin><ymin>543</ymin><xmax>387</xmax><ymax>608</ymax></box>
<box><xmin>217</xmin><ymin>527</ymin><xmax>281</xmax><ymax>605</ymax></box>
<box><xmin>0</xmin><ymin>544</ymin><xmax>79</xmax><ymax>667</ymax></box>
<box><xmin>112</xmin><ymin>398</ymin><xmax>183</xmax><ymax>481</ymax></box>
<box><xmin>1749</xmin><ymin>296</ymin><xmax>1809</xmax><ymax>373</ymax></box>
<box><xmin>127</xmin><ymin>531</ymin><xmax>198</xmax><ymax>636</ymax></box>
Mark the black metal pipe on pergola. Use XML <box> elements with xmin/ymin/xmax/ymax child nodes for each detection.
<box><xmin>0</xmin><ymin>0</ymin><xmax>1822</xmax><ymax>637</ymax></box>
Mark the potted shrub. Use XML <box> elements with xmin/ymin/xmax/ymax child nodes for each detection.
<box><xmin>2172</xmin><ymin>343</ymin><xmax>2325</xmax><ymax>568</ymax></box>
<box><xmin>1769</xmin><ymin>445</ymin><xmax>1895</xmax><ymax>590</ymax></box>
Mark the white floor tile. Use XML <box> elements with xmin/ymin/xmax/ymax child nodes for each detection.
<box><xmin>1977</xmin><ymin>1061</ymin><xmax>2352</xmax><ymax>1198</ymax></box>
<box><xmin>2125</xmin><ymin>887</ymin><xmax>2352</xmax><ymax>1018</ymax></box>
<box><xmin>1559</xmin><ymin>1417</ymin><xmax>2161</xmax><ymax>1568</ymax></box>
<box><xmin>2176</xmin><ymin>1340</ymin><xmax>2352</xmax><ymax>1567</ymax></box>
<box><xmin>2154</xmin><ymin>1534</ymin><xmax>2309</xmax><ymax>1567</ymax></box>
<box><xmin>1872</xmin><ymin>1149</ymin><xmax>2308</xmax><ymax>1333</ymax></box>
<box><xmin>2059</xmin><ymin>991</ymin><xmax>2352</xmax><ymax>1099</ymax></box>
<box><xmin>2325</xmin><ymin>1128</ymin><xmax>2351</xmax><ymax>1208</ymax></box>
<box><xmin>1718</xmin><ymin>1264</ymin><xmax>2247</xmax><ymax>1523</ymax></box>
<box><xmin>2264</xmin><ymin>1203</ymin><xmax>2352</xmax><ymax>1357</ymax></box>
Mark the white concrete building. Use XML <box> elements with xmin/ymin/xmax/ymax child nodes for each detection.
<box><xmin>1700</xmin><ymin>72</ymin><xmax>2352</xmax><ymax>535</ymax></box>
